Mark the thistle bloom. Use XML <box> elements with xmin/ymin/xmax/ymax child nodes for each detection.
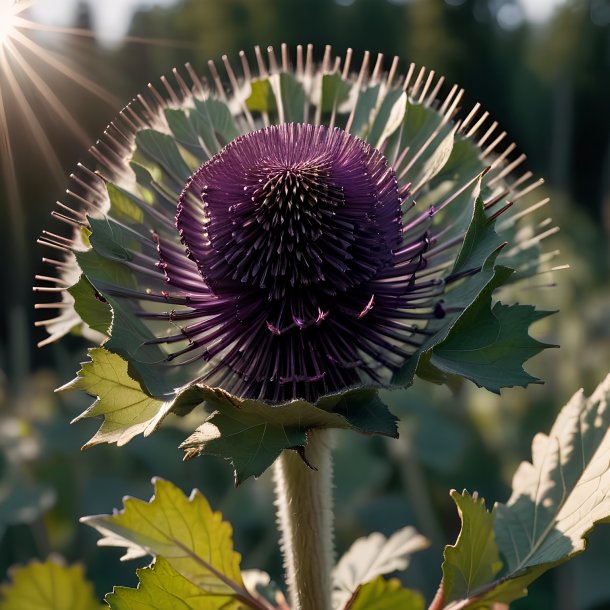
<box><xmin>35</xmin><ymin>45</ymin><xmax>557</xmax><ymax>465</ymax></box>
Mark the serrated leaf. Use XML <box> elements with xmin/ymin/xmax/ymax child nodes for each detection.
<box><xmin>496</xmin><ymin>372</ymin><xmax>610</xmax><ymax>571</ymax></box>
<box><xmin>63</xmin><ymin>348</ymin><xmax>174</xmax><ymax>448</ymax></box>
<box><xmin>164</xmin><ymin>107</ymin><xmax>207</xmax><ymax>155</ymax></box>
<box><xmin>429</xmin><ymin>301</ymin><xmax>553</xmax><ymax>393</ymax></box>
<box><xmin>180</xmin><ymin>385</ymin><xmax>398</xmax><ymax>484</ymax></box>
<box><xmin>395</xmin><ymin>196</ymin><xmax>551</xmax><ymax>393</ymax></box>
<box><xmin>441</xmin><ymin>374</ymin><xmax>610</xmax><ymax>610</ymax></box>
<box><xmin>0</xmin><ymin>558</ymin><xmax>104</xmax><ymax>610</ymax></box>
<box><xmin>65</xmin><ymin>345</ymin><xmax>397</xmax><ymax>481</ymax></box>
<box><xmin>332</xmin><ymin>526</ymin><xmax>429</xmax><ymax>610</ymax></box>
<box><xmin>412</xmin><ymin>126</ymin><xmax>455</xmax><ymax>192</ymax></box>
<box><xmin>442</xmin><ymin>491</ymin><xmax>502</xmax><ymax>604</ymax></box>
<box><xmin>107</xmin><ymin>557</ymin><xmax>246</xmax><ymax>610</ymax></box>
<box><xmin>346</xmin><ymin>577</ymin><xmax>424</xmax><ymax>610</ymax></box>
<box><xmin>83</xmin><ymin>478</ymin><xmax>246</xmax><ymax>600</ymax></box>
<box><xmin>68</xmin><ymin>275</ymin><xmax>112</xmax><ymax>336</ymax></box>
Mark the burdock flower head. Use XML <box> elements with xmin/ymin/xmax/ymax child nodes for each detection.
<box><xmin>36</xmin><ymin>45</ymin><xmax>558</xmax><ymax>481</ymax></box>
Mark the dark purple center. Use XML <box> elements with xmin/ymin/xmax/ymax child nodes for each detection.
<box><xmin>159</xmin><ymin>124</ymin><xmax>427</xmax><ymax>401</ymax></box>
<box><xmin>177</xmin><ymin>123</ymin><xmax>403</xmax><ymax>300</ymax></box>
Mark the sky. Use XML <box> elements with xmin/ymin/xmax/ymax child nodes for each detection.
<box><xmin>28</xmin><ymin>0</ymin><xmax>570</xmax><ymax>48</ymax></box>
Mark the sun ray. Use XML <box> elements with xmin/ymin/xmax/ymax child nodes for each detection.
<box><xmin>4</xmin><ymin>39</ymin><xmax>91</xmax><ymax>146</ymax></box>
<box><xmin>11</xmin><ymin>28</ymin><xmax>122</xmax><ymax>107</ymax></box>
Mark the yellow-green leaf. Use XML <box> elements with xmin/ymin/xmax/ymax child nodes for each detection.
<box><xmin>347</xmin><ymin>577</ymin><xmax>424</xmax><ymax>610</ymax></box>
<box><xmin>62</xmin><ymin>348</ymin><xmax>173</xmax><ymax>448</ymax></box>
<box><xmin>107</xmin><ymin>557</ymin><xmax>247</xmax><ymax>610</ymax></box>
<box><xmin>82</xmin><ymin>478</ymin><xmax>245</xmax><ymax>599</ymax></box>
<box><xmin>442</xmin><ymin>491</ymin><xmax>502</xmax><ymax>604</ymax></box>
<box><xmin>0</xmin><ymin>558</ymin><xmax>104</xmax><ymax>610</ymax></box>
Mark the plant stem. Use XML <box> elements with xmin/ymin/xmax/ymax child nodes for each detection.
<box><xmin>273</xmin><ymin>429</ymin><xmax>334</xmax><ymax>610</ymax></box>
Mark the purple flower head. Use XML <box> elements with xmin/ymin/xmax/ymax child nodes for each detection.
<box><xmin>34</xmin><ymin>46</ymin><xmax>559</xmax><ymax>473</ymax></box>
<box><xmin>156</xmin><ymin>123</ymin><xmax>422</xmax><ymax>401</ymax></box>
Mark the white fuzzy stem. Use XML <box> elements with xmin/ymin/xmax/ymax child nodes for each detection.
<box><xmin>273</xmin><ymin>430</ymin><xmax>334</xmax><ymax>610</ymax></box>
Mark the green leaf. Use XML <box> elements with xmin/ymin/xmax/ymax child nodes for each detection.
<box><xmin>106</xmin><ymin>183</ymin><xmax>145</xmax><ymax>224</ymax></box>
<box><xmin>348</xmin><ymin>84</ymin><xmax>381</xmax><ymax>137</ymax></box>
<box><xmin>395</xmin><ymin>196</ymin><xmax>552</xmax><ymax>393</ymax></box>
<box><xmin>192</xmin><ymin>98</ymin><xmax>240</xmax><ymax>149</ymax></box>
<box><xmin>274</xmin><ymin>72</ymin><xmax>307</xmax><ymax>123</ymax></box>
<box><xmin>0</xmin><ymin>558</ymin><xmax>104</xmax><ymax>610</ymax></box>
<box><xmin>442</xmin><ymin>491</ymin><xmax>502</xmax><ymax>604</ymax></box>
<box><xmin>67</xmin><ymin>275</ymin><xmax>112</xmax><ymax>336</ymax></box>
<box><xmin>164</xmin><ymin>107</ymin><xmax>207</xmax><ymax>155</ymax></box>
<box><xmin>62</xmin><ymin>348</ymin><xmax>174</xmax><ymax>448</ymax></box>
<box><xmin>83</xmin><ymin>478</ymin><xmax>246</xmax><ymax>601</ymax></box>
<box><xmin>245</xmin><ymin>78</ymin><xmax>276</xmax><ymax>113</ymax></box>
<box><xmin>180</xmin><ymin>385</ymin><xmax>398</xmax><ymax>484</ymax></box>
<box><xmin>135</xmin><ymin>129</ymin><xmax>193</xmax><ymax>183</ymax></box>
<box><xmin>428</xmin><ymin>301</ymin><xmax>553</xmax><ymax>393</ymax></box>
<box><xmin>107</xmin><ymin>557</ymin><xmax>245</xmax><ymax>610</ymax></box>
<box><xmin>496</xmin><ymin>372</ymin><xmax>610</xmax><ymax>572</ymax></box>
<box><xmin>451</xmin><ymin>196</ymin><xmax>505</xmax><ymax>277</ymax></box>
<box><xmin>368</xmin><ymin>90</ymin><xmax>407</xmax><ymax>149</ymax></box>
<box><xmin>65</xmin><ymin>346</ymin><xmax>397</xmax><ymax>481</ymax></box>
<box><xmin>346</xmin><ymin>577</ymin><xmax>424</xmax><ymax>610</ymax></box>
<box><xmin>332</xmin><ymin>526</ymin><xmax>429</xmax><ymax>610</ymax></box>
<box><xmin>320</xmin><ymin>73</ymin><xmax>351</xmax><ymax>114</ymax></box>
<box><xmin>441</xmin><ymin>374</ymin><xmax>610</xmax><ymax>609</ymax></box>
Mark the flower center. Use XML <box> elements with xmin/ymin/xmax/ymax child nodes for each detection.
<box><xmin>177</xmin><ymin>123</ymin><xmax>403</xmax><ymax>302</ymax></box>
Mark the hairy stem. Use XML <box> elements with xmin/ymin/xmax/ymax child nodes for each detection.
<box><xmin>273</xmin><ymin>430</ymin><xmax>334</xmax><ymax>610</ymax></box>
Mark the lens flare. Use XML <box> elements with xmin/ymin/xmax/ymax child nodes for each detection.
<box><xmin>0</xmin><ymin>1</ymin><xmax>20</xmax><ymax>47</ymax></box>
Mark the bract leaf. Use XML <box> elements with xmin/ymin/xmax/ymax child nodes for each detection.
<box><xmin>135</xmin><ymin>129</ymin><xmax>193</xmax><ymax>183</ymax></box>
<box><xmin>346</xmin><ymin>577</ymin><xmax>424</xmax><ymax>610</ymax></box>
<box><xmin>180</xmin><ymin>385</ymin><xmax>398</xmax><ymax>484</ymax></box>
<box><xmin>429</xmin><ymin>301</ymin><xmax>553</xmax><ymax>393</ymax></box>
<box><xmin>107</xmin><ymin>557</ymin><xmax>247</xmax><ymax>610</ymax></box>
<box><xmin>332</xmin><ymin>526</ymin><xmax>429</xmax><ymax>610</ymax></box>
<box><xmin>66</xmin><ymin>346</ymin><xmax>397</xmax><ymax>481</ymax></box>
<box><xmin>82</xmin><ymin>478</ymin><xmax>247</xmax><ymax>600</ymax></box>
<box><xmin>0</xmin><ymin>558</ymin><xmax>104</xmax><ymax>610</ymax></box>
<box><xmin>62</xmin><ymin>348</ymin><xmax>174</xmax><ymax>448</ymax></box>
<box><xmin>442</xmin><ymin>491</ymin><xmax>502</xmax><ymax>604</ymax></box>
<box><xmin>68</xmin><ymin>275</ymin><xmax>112</xmax><ymax>336</ymax></box>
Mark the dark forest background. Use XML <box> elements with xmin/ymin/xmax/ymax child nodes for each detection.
<box><xmin>1</xmin><ymin>1</ymin><xmax>609</xmax><ymax>608</ymax></box>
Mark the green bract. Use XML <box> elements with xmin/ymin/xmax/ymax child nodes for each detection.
<box><xmin>36</xmin><ymin>45</ymin><xmax>558</xmax><ymax>481</ymax></box>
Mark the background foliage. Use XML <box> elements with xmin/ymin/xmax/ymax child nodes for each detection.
<box><xmin>1</xmin><ymin>0</ymin><xmax>609</xmax><ymax>608</ymax></box>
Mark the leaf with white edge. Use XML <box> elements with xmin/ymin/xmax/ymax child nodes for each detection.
<box><xmin>368</xmin><ymin>90</ymin><xmax>407</xmax><ymax>149</ymax></box>
<box><xmin>412</xmin><ymin>126</ymin><xmax>456</xmax><ymax>192</ymax></box>
<box><xmin>0</xmin><ymin>557</ymin><xmax>104</xmax><ymax>610</ymax></box>
<box><xmin>107</xmin><ymin>557</ymin><xmax>250</xmax><ymax>610</ymax></box>
<box><xmin>179</xmin><ymin>385</ymin><xmax>398</xmax><ymax>484</ymax></box>
<box><xmin>442</xmin><ymin>491</ymin><xmax>502</xmax><ymax>605</ymax></box>
<box><xmin>82</xmin><ymin>478</ymin><xmax>247</xmax><ymax>600</ymax></box>
<box><xmin>496</xmin><ymin>372</ymin><xmax>610</xmax><ymax>571</ymax></box>
<box><xmin>441</xmin><ymin>374</ymin><xmax>610</xmax><ymax>610</ymax></box>
<box><xmin>346</xmin><ymin>577</ymin><xmax>424</xmax><ymax>610</ymax></box>
<box><xmin>62</xmin><ymin>348</ymin><xmax>174</xmax><ymax>448</ymax></box>
<box><xmin>332</xmin><ymin>526</ymin><xmax>429</xmax><ymax>610</ymax></box>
